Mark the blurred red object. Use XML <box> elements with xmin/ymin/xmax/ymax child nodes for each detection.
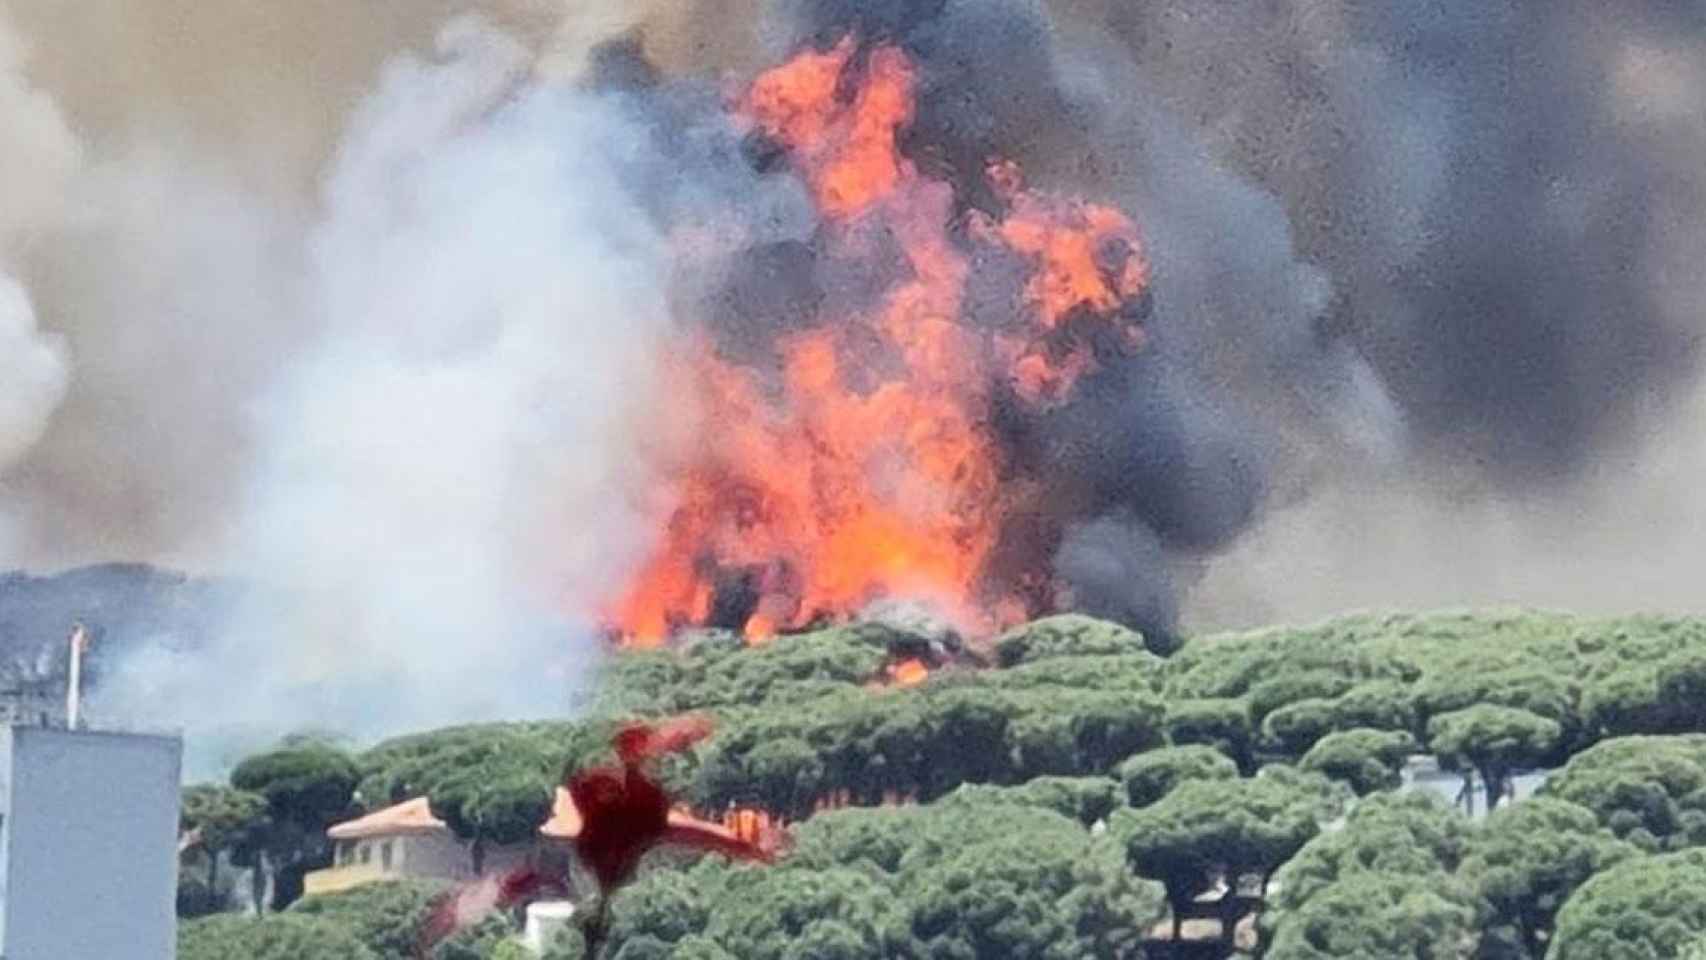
<box><xmin>418</xmin><ymin>715</ymin><xmax>787</xmax><ymax>957</ymax></box>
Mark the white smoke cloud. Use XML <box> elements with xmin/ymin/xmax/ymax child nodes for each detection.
<box><xmin>0</xmin><ymin>278</ymin><xmax>65</xmax><ymax>474</ymax></box>
<box><xmin>8</xmin><ymin>149</ymin><xmax>310</xmax><ymax>570</ymax></box>
<box><xmin>0</xmin><ymin>9</ymin><xmax>75</xmax><ymax>560</ymax></box>
<box><xmin>0</xmin><ymin>1</ymin><xmax>565</xmax><ymax>568</ymax></box>
<box><xmin>89</xmin><ymin>18</ymin><xmax>683</xmax><ymax>768</ymax></box>
<box><xmin>0</xmin><ymin>273</ymin><xmax>65</xmax><ymax>563</ymax></box>
<box><xmin>0</xmin><ymin>9</ymin><xmax>77</xmax><ymax>244</ymax></box>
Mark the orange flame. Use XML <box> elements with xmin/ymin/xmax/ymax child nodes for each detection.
<box><xmin>604</xmin><ymin>38</ymin><xmax>1150</xmax><ymax>647</ymax></box>
<box><xmin>887</xmin><ymin>658</ymin><xmax>930</xmax><ymax>687</ymax></box>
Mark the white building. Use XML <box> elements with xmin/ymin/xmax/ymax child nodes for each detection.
<box><xmin>0</xmin><ymin>724</ymin><xmax>183</xmax><ymax>960</ymax></box>
<box><xmin>524</xmin><ymin>900</ymin><xmax>577</xmax><ymax>954</ymax></box>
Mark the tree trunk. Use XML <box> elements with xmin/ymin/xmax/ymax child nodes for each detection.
<box><xmin>585</xmin><ymin>896</ymin><xmax>612</xmax><ymax>960</ymax></box>
<box><xmin>472</xmin><ymin>836</ymin><xmax>486</xmax><ymax>875</ymax></box>
<box><xmin>207</xmin><ymin>850</ymin><xmax>219</xmax><ymax>900</ymax></box>
<box><xmin>250</xmin><ymin>852</ymin><xmax>268</xmax><ymax>915</ymax></box>
<box><xmin>1219</xmin><ymin>888</ymin><xmax>1242</xmax><ymax>949</ymax></box>
<box><xmin>272</xmin><ymin>860</ymin><xmax>307</xmax><ymax>911</ymax></box>
<box><xmin>1481</xmin><ymin>766</ymin><xmax>1508</xmax><ymax>812</ymax></box>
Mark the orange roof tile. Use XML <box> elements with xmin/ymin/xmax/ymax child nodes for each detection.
<box><xmin>540</xmin><ymin>787</ymin><xmax>583</xmax><ymax>840</ymax></box>
<box><xmin>328</xmin><ymin>796</ymin><xmax>448</xmax><ymax>841</ymax></box>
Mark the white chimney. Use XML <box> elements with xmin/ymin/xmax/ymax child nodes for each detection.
<box><xmin>65</xmin><ymin>623</ymin><xmax>87</xmax><ymax>730</ymax></box>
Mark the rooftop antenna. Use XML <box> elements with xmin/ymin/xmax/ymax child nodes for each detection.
<box><xmin>66</xmin><ymin>622</ymin><xmax>88</xmax><ymax>731</ymax></box>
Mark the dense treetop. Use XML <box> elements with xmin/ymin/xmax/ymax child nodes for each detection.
<box><xmin>182</xmin><ymin>609</ymin><xmax>1706</xmax><ymax>957</ymax></box>
<box><xmin>1547</xmin><ymin>847</ymin><xmax>1706</xmax><ymax>960</ymax></box>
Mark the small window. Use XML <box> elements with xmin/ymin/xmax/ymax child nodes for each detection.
<box><xmin>380</xmin><ymin>840</ymin><xmax>394</xmax><ymax>872</ymax></box>
<box><xmin>359</xmin><ymin>843</ymin><xmax>371</xmax><ymax>865</ymax></box>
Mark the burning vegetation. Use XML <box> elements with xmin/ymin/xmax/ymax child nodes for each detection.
<box><xmin>605</xmin><ymin>35</ymin><xmax>1155</xmax><ymax>648</ymax></box>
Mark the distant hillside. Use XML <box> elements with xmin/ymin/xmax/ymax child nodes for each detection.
<box><xmin>0</xmin><ymin>564</ymin><xmax>240</xmax><ymax>703</ymax></box>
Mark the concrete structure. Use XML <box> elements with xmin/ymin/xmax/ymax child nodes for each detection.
<box><xmin>0</xmin><ymin>688</ymin><xmax>56</xmax><ymax>729</ymax></box>
<box><xmin>0</xmin><ymin>725</ymin><xmax>183</xmax><ymax>960</ymax></box>
<box><xmin>523</xmin><ymin>900</ymin><xmax>577</xmax><ymax>954</ymax></box>
<box><xmin>305</xmin><ymin>797</ymin><xmax>532</xmax><ymax>896</ymax></box>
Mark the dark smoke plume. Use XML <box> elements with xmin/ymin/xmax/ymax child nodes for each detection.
<box><xmin>1047</xmin><ymin>0</ymin><xmax>1706</xmax><ymax>627</ymax></box>
<box><xmin>686</xmin><ymin>0</ymin><xmax>1339</xmax><ymax>639</ymax></box>
<box><xmin>1078</xmin><ymin>1</ymin><xmax>1705</xmax><ymax>481</ymax></box>
<box><xmin>728</xmin><ymin>0</ymin><xmax>1706</xmax><ymax>633</ymax></box>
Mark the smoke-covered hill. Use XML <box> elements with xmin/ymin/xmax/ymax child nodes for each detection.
<box><xmin>0</xmin><ymin>563</ymin><xmax>239</xmax><ymax>713</ymax></box>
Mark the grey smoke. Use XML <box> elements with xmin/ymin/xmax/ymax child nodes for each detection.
<box><xmin>0</xmin><ymin>0</ymin><xmax>1703</xmax><ymax>768</ymax></box>
<box><xmin>1053</xmin><ymin>512</ymin><xmax>1178</xmax><ymax>654</ymax></box>
<box><xmin>85</xmin><ymin>18</ymin><xmax>722</xmax><ymax>771</ymax></box>
<box><xmin>0</xmin><ymin>7</ymin><xmax>77</xmax><ymax>244</ymax></box>
<box><xmin>0</xmin><ymin>274</ymin><xmax>66</xmax><ymax>563</ymax></box>
<box><xmin>0</xmin><ymin>2</ymin><xmax>806</xmax><ymax>772</ymax></box>
<box><xmin>1056</xmin><ymin>0</ymin><xmax>1706</xmax><ymax>628</ymax></box>
<box><xmin>0</xmin><ymin>9</ymin><xmax>74</xmax><ymax>556</ymax></box>
<box><xmin>749</xmin><ymin>0</ymin><xmax>1384</xmax><ymax>637</ymax></box>
<box><xmin>0</xmin><ymin>278</ymin><xmax>65</xmax><ymax>480</ymax></box>
<box><xmin>752</xmin><ymin>0</ymin><xmax>1706</xmax><ymax>634</ymax></box>
<box><xmin>1306</xmin><ymin>3</ymin><xmax>1700</xmax><ymax>479</ymax></box>
<box><xmin>0</xmin><ymin>0</ymin><xmax>564</xmax><ymax>569</ymax></box>
<box><xmin>1052</xmin><ymin>1</ymin><xmax>1706</xmax><ymax>453</ymax></box>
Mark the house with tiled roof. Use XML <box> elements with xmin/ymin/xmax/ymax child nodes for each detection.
<box><xmin>306</xmin><ymin>787</ymin><xmax>780</xmax><ymax>901</ymax></box>
<box><xmin>303</xmin><ymin>797</ymin><xmax>533</xmax><ymax>896</ymax></box>
<box><xmin>538</xmin><ymin>787</ymin><xmax>582</xmax><ymax>842</ymax></box>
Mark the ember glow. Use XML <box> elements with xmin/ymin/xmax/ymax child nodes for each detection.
<box><xmin>886</xmin><ymin>658</ymin><xmax>930</xmax><ymax>687</ymax></box>
<box><xmin>605</xmin><ymin>36</ymin><xmax>1152</xmax><ymax>647</ymax></box>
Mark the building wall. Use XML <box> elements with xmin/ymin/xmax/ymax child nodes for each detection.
<box><xmin>525</xmin><ymin>901</ymin><xmax>577</xmax><ymax>954</ymax></box>
<box><xmin>0</xmin><ymin>690</ymin><xmax>58</xmax><ymax>728</ymax></box>
<box><xmin>391</xmin><ymin>833</ymin><xmax>532</xmax><ymax>880</ymax></box>
<box><xmin>483</xmin><ymin>842</ymin><xmax>536</xmax><ymax>877</ymax></box>
<box><xmin>399</xmin><ymin>832</ymin><xmax>475</xmax><ymax>880</ymax></box>
<box><xmin>0</xmin><ymin>726</ymin><xmax>182</xmax><ymax>960</ymax></box>
<box><xmin>303</xmin><ymin>861</ymin><xmax>390</xmax><ymax>897</ymax></box>
<box><xmin>316</xmin><ymin>832</ymin><xmax>470</xmax><ymax>893</ymax></box>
